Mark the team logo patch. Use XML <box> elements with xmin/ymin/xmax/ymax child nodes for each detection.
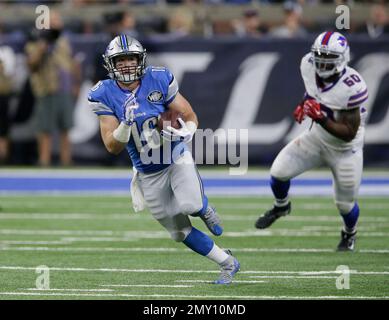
<box><xmin>147</xmin><ymin>90</ymin><xmax>163</xmax><ymax>103</ymax></box>
<box><xmin>337</xmin><ymin>36</ymin><xmax>347</xmax><ymax>47</ymax></box>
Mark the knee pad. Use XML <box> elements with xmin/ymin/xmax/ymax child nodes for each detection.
<box><xmin>335</xmin><ymin>200</ymin><xmax>355</xmax><ymax>215</ymax></box>
<box><xmin>170</xmin><ymin>227</ymin><xmax>192</xmax><ymax>242</ymax></box>
<box><xmin>179</xmin><ymin>202</ymin><xmax>203</xmax><ymax>215</ymax></box>
<box><xmin>270</xmin><ymin>162</ymin><xmax>291</xmax><ymax>181</ymax></box>
<box><xmin>270</xmin><ymin>164</ymin><xmax>282</xmax><ymax>181</ymax></box>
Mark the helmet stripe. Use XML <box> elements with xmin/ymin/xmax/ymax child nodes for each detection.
<box><xmin>121</xmin><ymin>34</ymin><xmax>127</xmax><ymax>50</ymax></box>
<box><xmin>124</xmin><ymin>35</ymin><xmax>128</xmax><ymax>50</ymax></box>
<box><xmin>118</xmin><ymin>35</ymin><xmax>124</xmax><ymax>49</ymax></box>
<box><xmin>321</xmin><ymin>31</ymin><xmax>333</xmax><ymax>45</ymax></box>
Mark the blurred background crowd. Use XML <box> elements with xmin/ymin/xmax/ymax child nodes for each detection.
<box><xmin>1</xmin><ymin>1</ymin><xmax>388</xmax><ymax>39</ymax></box>
<box><xmin>0</xmin><ymin>0</ymin><xmax>388</xmax><ymax>167</ymax></box>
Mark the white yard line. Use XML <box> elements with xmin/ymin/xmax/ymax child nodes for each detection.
<box><xmin>24</xmin><ymin>288</ymin><xmax>114</xmax><ymax>292</ymax></box>
<box><xmin>223</xmin><ymin>231</ymin><xmax>389</xmax><ymax>237</ymax></box>
<box><xmin>0</xmin><ymin>229</ymin><xmax>116</xmax><ymax>236</ymax></box>
<box><xmin>247</xmin><ymin>276</ymin><xmax>336</xmax><ymax>279</ymax></box>
<box><xmin>0</xmin><ymin>213</ymin><xmax>387</xmax><ymax>223</ymax></box>
<box><xmin>0</xmin><ymin>246</ymin><xmax>388</xmax><ymax>254</ymax></box>
<box><xmin>1</xmin><ymin>228</ymin><xmax>389</xmax><ymax>240</ymax></box>
<box><xmin>0</xmin><ymin>213</ymin><xmax>133</xmax><ymax>220</ymax></box>
<box><xmin>0</xmin><ymin>240</ymin><xmax>71</xmax><ymax>245</ymax></box>
<box><xmin>1</xmin><ymin>265</ymin><xmax>388</xmax><ymax>275</ymax></box>
<box><xmin>0</xmin><ymin>292</ymin><xmax>387</xmax><ymax>299</ymax></box>
<box><xmin>100</xmin><ymin>284</ymin><xmax>193</xmax><ymax>288</ymax></box>
<box><xmin>175</xmin><ymin>280</ymin><xmax>267</xmax><ymax>284</ymax></box>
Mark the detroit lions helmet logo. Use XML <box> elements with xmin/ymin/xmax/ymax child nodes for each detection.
<box><xmin>147</xmin><ymin>90</ymin><xmax>163</xmax><ymax>103</ymax></box>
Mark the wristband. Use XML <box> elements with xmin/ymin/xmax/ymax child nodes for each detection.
<box><xmin>113</xmin><ymin>122</ymin><xmax>132</xmax><ymax>143</ymax></box>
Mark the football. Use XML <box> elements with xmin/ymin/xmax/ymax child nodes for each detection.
<box><xmin>157</xmin><ymin>109</ymin><xmax>183</xmax><ymax>132</ymax></box>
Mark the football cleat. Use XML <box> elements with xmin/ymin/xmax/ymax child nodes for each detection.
<box><xmin>337</xmin><ymin>229</ymin><xmax>357</xmax><ymax>252</ymax></box>
<box><xmin>200</xmin><ymin>206</ymin><xmax>223</xmax><ymax>236</ymax></box>
<box><xmin>214</xmin><ymin>251</ymin><xmax>240</xmax><ymax>285</ymax></box>
<box><xmin>255</xmin><ymin>202</ymin><xmax>291</xmax><ymax>229</ymax></box>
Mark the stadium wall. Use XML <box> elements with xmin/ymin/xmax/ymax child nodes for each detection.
<box><xmin>3</xmin><ymin>35</ymin><xmax>389</xmax><ymax>167</ymax></box>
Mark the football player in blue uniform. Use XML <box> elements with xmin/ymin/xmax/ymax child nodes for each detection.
<box><xmin>88</xmin><ymin>35</ymin><xmax>240</xmax><ymax>284</ymax></box>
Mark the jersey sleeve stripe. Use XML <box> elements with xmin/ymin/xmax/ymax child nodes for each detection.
<box><xmin>95</xmin><ymin>111</ymin><xmax>115</xmax><ymax>116</ymax></box>
<box><xmin>349</xmin><ymin>88</ymin><xmax>368</xmax><ymax>101</ymax></box>
<box><xmin>88</xmin><ymin>101</ymin><xmax>114</xmax><ymax>114</ymax></box>
<box><xmin>166</xmin><ymin>76</ymin><xmax>179</xmax><ymax>104</ymax></box>
<box><xmin>348</xmin><ymin>95</ymin><xmax>368</xmax><ymax>107</ymax></box>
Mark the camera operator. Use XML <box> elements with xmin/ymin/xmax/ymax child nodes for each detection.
<box><xmin>25</xmin><ymin>10</ymin><xmax>79</xmax><ymax>166</ymax></box>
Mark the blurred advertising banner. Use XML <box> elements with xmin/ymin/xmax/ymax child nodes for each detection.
<box><xmin>4</xmin><ymin>36</ymin><xmax>389</xmax><ymax>166</ymax></box>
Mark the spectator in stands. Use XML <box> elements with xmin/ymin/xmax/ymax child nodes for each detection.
<box><xmin>270</xmin><ymin>1</ymin><xmax>308</xmax><ymax>38</ymax></box>
<box><xmin>150</xmin><ymin>7</ymin><xmax>195</xmax><ymax>40</ymax></box>
<box><xmin>166</xmin><ymin>8</ymin><xmax>195</xmax><ymax>39</ymax></box>
<box><xmin>233</xmin><ymin>9</ymin><xmax>268</xmax><ymax>38</ymax></box>
<box><xmin>25</xmin><ymin>10</ymin><xmax>79</xmax><ymax>166</ymax></box>
<box><xmin>358</xmin><ymin>2</ymin><xmax>389</xmax><ymax>39</ymax></box>
<box><xmin>0</xmin><ymin>45</ymin><xmax>15</xmax><ymax>164</ymax></box>
<box><xmin>92</xmin><ymin>10</ymin><xmax>140</xmax><ymax>83</ymax></box>
<box><xmin>103</xmin><ymin>10</ymin><xmax>139</xmax><ymax>39</ymax></box>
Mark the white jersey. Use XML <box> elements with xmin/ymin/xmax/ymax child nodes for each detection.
<box><xmin>300</xmin><ymin>53</ymin><xmax>368</xmax><ymax>150</ymax></box>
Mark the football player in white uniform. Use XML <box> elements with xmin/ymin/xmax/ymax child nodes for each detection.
<box><xmin>255</xmin><ymin>31</ymin><xmax>368</xmax><ymax>251</ymax></box>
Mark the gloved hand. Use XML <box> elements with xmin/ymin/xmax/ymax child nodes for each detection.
<box><xmin>161</xmin><ymin>118</ymin><xmax>195</xmax><ymax>143</ymax></box>
<box><xmin>293</xmin><ymin>103</ymin><xmax>305</xmax><ymax>124</ymax></box>
<box><xmin>303</xmin><ymin>99</ymin><xmax>326</xmax><ymax>122</ymax></box>
<box><xmin>123</xmin><ymin>93</ymin><xmax>139</xmax><ymax>126</ymax></box>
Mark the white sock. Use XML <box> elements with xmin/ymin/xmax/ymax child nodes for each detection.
<box><xmin>343</xmin><ymin>226</ymin><xmax>357</xmax><ymax>234</ymax></box>
<box><xmin>274</xmin><ymin>197</ymin><xmax>289</xmax><ymax>207</ymax></box>
<box><xmin>206</xmin><ymin>244</ymin><xmax>230</xmax><ymax>264</ymax></box>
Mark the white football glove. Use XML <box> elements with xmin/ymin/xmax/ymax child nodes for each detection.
<box><xmin>161</xmin><ymin>118</ymin><xmax>195</xmax><ymax>143</ymax></box>
<box><xmin>123</xmin><ymin>93</ymin><xmax>139</xmax><ymax>126</ymax></box>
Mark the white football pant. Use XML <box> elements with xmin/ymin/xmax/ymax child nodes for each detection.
<box><xmin>270</xmin><ymin>130</ymin><xmax>363</xmax><ymax>214</ymax></box>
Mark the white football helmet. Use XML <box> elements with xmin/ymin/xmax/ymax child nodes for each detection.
<box><xmin>311</xmin><ymin>31</ymin><xmax>350</xmax><ymax>79</ymax></box>
<box><xmin>103</xmin><ymin>34</ymin><xmax>146</xmax><ymax>83</ymax></box>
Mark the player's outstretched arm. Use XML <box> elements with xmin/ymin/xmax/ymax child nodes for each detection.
<box><xmin>99</xmin><ymin>115</ymin><xmax>128</xmax><ymax>155</ymax></box>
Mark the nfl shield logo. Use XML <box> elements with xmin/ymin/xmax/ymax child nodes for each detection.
<box><xmin>147</xmin><ymin>90</ymin><xmax>163</xmax><ymax>103</ymax></box>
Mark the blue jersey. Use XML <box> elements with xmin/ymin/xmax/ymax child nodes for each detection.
<box><xmin>88</xmin><ymin>66</ymin><xmax>185</xmax><ymax>173</ymax></box>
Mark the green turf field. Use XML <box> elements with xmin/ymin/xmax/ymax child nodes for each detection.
<box><xmin>0</xmin><ymin>195</ymin><xmax>388</xmax><ymax>300</ymax></box>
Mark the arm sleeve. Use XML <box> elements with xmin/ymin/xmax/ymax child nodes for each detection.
<box><xmin>87</xmin><ymin>81</ymin><xmax>115</xmax><ymax>116</ymax></box>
